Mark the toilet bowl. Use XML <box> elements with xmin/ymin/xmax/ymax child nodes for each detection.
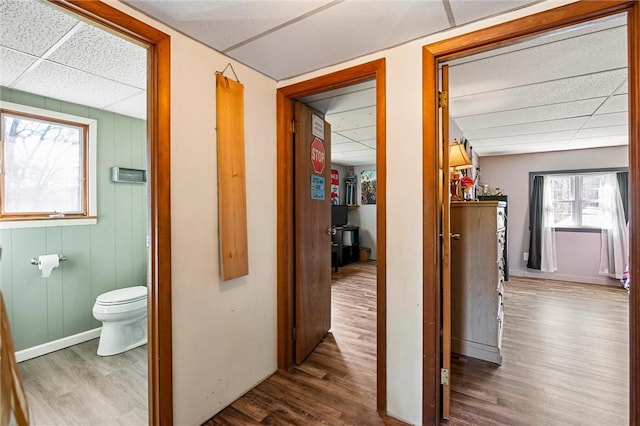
<box><xmin>92</xmin><ymin>286</ymin><xmax>147</xmax><ymax>356</ymax></box>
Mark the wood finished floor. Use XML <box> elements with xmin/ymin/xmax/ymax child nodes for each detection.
<box><xmin>205</xmin><ymin>262</ymin><xmax>406</xmax><ymax>426</ymax></box>
<box><xmin>449</xmin><ymin>276</ymin><xmax>629</xmax><ymax>426</ymax></box>
<box><xmin>18</xmin><ymin>339</ymin><xmax>147</xmax><ymax>425</ymax></box>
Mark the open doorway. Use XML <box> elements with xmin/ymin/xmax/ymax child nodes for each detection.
<box><xmin>422</xmin><ymin>1</ymin><xmax>639</xmax><ymax>424</ymax></box>
<box><xmin>276</xmin><ymin>59</ymin><xmax>388</xmax><ymax>413</ymax></box>
<box><xmin>443</xmin><ymin>12</ymin><xmax>630</xmax><ymax>424</ymax></box>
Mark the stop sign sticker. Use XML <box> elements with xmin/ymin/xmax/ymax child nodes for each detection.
<box><xmin>310</xmin><ymin>137</ymin><xmax>325</xmax><ymax>174</ymax></box>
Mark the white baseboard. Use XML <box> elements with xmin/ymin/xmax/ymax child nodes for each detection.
<box><xmin>510</xmin><ymin>268</ymin><xmax>621</xmax><ymax>287</ymax></box>
<box><xmin>16</xmin><ymin>328</ymin><xmax>102</xmax><ymax>363</ymax></box>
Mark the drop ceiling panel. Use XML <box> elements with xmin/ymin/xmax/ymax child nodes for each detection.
<box><xmin>453</xmin><ymin>98</ymin><xmax>605</xmax><ymax>130</ymax></box>
<box><xmin>47</xmin><ymin>23</ymin><xmax>147</xmax><ymax>89</ymax></box>
<box><xmin>597</xmin><ymin>94</ymin><xmax>628</xmax><ymax>114</ymax></box>
<box><xmin>463</xmin><ymin>116</ymin><xmax>589</xmax><ymax>140</ymax></box>
<box><xmin>472</xmin><ymin>130</ymin><xmax>576</xmax><ymax>147</ymax></box>
<box><xmin>567</xmin><ymin>135</ymin><xmax>627</xmax><ymax>149</ymax></box>
<box><xmin>227</xmin><ymin>0</ymin><xmax>449</xmax><ymax>80</ymax></box>
<box><xmin>451</xmin><ymin>69</ymin><xmax>626</xmax><ymax>117</ymax></box>
<box><xmin>448</xmin><ymin>0</ymin><xmax>541</xmax><ymax>26</ymax></box>
<box><xmin>326</xmin><ymin>106</ymin><xmax>376</xmax><ymax>132</ymax></box>
<box><xmin>105</xmin><ymin>90</ymin><xmax>147</xmax><ymax>120</ymax></box>
<box><xmin>0</xmin><ymin>47</ymin><xmax>37</xmax><ymax>86</ymax></box>
<box><xmin>0</xmin><ymin>0</ymin><xmax>78</xmax><ymax>56</ymax></box>
<box><xmin>125</xmin><ymin>0</ymin><xmax>330</xmax><ymax>51</ymax></box>
<box><xmin>477</xmin><ymin>141</ymin><xmax>570</xmax><ymax>156</ymax></box>
<box><xmin>615</xmin><ymin>80</ymin><xmax>628</xmax><ymax>94</ymax></box>
<box><xmin>449</xmin><ymin>14</ymin><xmax>626</xmax><ymax>66</ymax></box>
<box><xmin>336</xmin><ymin>125</ymin><xmax>376</xmax><ymax>141</ymax></box>
<box><xmin>303</xmin><ymin>80</ymin><xmax>374</xmax><ymax>105</ymax></box>
<box><xmin>308</xmin><ymin>88</ymin><xmax>375</xmax><ymax>115</ymax></box>
<box><xmin>331</xmin><ymin>133</ymin><xmax>353</xmax><ymax>145</ymax></box>
<box><xmin>14</xmin><ymin>60</ymin><xmax>141</xmax><ymax>111</ymax></box>
<box><xmin>582</xmin><ymin>112</ymin><xmax>628</xmax><ymax>128</ymax></box>
<box><xmin>332</xmin><ymin>142</ymin><xmax>371</xmax><ymax>154</ymax></box>
<box><xmin>449</xmin><ymin>26</ymin><xmax>627</xmax><ymax>97</ymax></box>
<box><xmin>573</xmin><ymin>125</ymin><xmax>627</xmax><ymax>139</ymax></box>
<box><xmin>359</xmin><ymin>139</ymin><xmax>376</xmax><ymax>149</ymax></box>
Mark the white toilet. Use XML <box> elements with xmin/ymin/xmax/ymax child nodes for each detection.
<box><xmin>92</xmin><ymin>286</ymin><xmax>148</xmax><ymax>356</ymax></box>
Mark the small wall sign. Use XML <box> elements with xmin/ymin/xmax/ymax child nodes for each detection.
<box><xmin>311</xmin><ymin>175</ymin><xmax>325</xmax><ymax>200</ymax></box>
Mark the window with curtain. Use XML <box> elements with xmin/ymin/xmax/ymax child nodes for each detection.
<box><xmin>546</xmin><ymin>171</ymin><xmax>628</xmax><ymax>230</ymax></box>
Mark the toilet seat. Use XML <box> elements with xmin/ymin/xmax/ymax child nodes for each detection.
<box><xmin>96</xmin><ymin>286</ymin><xmax>147</xmax><ymax>306</ymax></box>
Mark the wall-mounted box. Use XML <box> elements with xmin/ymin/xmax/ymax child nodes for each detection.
<box><xmin>111</xmin><ymin>167</ymin><xmax>146</xmax><ymax>183</ymax></box>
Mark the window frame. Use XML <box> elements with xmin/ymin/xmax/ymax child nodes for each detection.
<box><xmin>530</xmin><ymin>167</ymin><xmax>628</xmax><ymax>233</ymax></box>
<box><xmin>0</xmin><ymin>101</ymin><xmax>97</xmax><ymax>229</ymax></box>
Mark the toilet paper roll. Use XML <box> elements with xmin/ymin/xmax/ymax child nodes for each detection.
<box><xmin>38</xmin><ymin>254</ymin><xmax>59</xmax><ymax>278</ymax></box>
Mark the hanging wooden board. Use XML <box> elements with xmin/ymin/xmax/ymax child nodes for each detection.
<box><xmin>216</xmin><ymin>74</ymin><xmax>249</xmax><ymax>280</ymax></box>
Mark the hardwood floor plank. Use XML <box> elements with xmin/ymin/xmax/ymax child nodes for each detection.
<box><xmin>205</xmin><ymin>262</ymin><xmax>405</xmax><ymax>426</ymax></box>
<box><xmin>450</xmin><ymin>276</ymin><xmax>629</xmax><ymax>425</ymax></box>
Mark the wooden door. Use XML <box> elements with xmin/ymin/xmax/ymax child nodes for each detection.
<box><xmin>294</xmin><ymin>101</ymin><xmax>332</xmax><ymax>364</ymax></box>
<box><xmin>440</xmin><ymin>64</ymin><xmax>452</xmax><ymax>419</ymax></box>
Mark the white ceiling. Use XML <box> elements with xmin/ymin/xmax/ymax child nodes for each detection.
<box><xmin>0</xmin><ymin>1</ymin><xmax>629</xmax><ymax>165</ymax></box>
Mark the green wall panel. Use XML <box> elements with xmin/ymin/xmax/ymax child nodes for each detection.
<box><xmin>46</xmin><ymin>227</ymin><xmax>64</xmax><ymax>341</ymax></box>
<box><xmin>1</xmin><ymin>88</ymin><xmax>148</xmax><ymax>350</ymax></box>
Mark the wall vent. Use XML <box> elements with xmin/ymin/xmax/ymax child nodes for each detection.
<box><xmin>111</xmin><ymin>167</ymin><xmax>146</xmax><ymax>183</ymax></box>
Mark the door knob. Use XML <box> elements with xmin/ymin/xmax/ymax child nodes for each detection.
<box><xmin>451</xmin><ymin>233</ymin><xmax>460</xmax><ymax>240</ymax></box>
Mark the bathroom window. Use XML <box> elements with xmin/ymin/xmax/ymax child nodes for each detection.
<box><xmin>0</xmin><ymin>102</ymin><xmax>97</xmax><ymax>227</ymax></box>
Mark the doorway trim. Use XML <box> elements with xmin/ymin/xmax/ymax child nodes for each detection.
<box><xmin>54</xmin><ymin>1</ymin><xmax>173</xmax><ymax>424</ymax></box>
<box><xmin>276</xmin><ymin>59</ymin><xmax>387</xmax><ymax>412</ymax></box>
<box><xmin>422</xmin><ymin>0</ymin><xmax>639</xmax><ymax>424</ymax></box>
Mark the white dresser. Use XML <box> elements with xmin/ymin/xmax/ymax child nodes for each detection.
<box><xmin>450</xmin><ymin>201</ymin><xmax>506</xmax><ymax>365</ymax></box>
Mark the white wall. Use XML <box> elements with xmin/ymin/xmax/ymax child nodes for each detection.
<box><xmin>479</xmin><ymin>146</ymin><xmax>628</xmax><ymax>286</ymax></box>
<box><xmin>350</xmin><ymin>165</ymin><xmax>378</xmax><ymax>259</ymax></box>
<box><xmin>109</xmin><ymin>2</ymin><xmax>277</xmax><ymax>424</ymax></box>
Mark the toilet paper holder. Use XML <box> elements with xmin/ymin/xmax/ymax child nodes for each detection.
<box><xmin>30</xmin><ymin>255</ymin><xmax>67</xmax><ymax>266</ymax></box>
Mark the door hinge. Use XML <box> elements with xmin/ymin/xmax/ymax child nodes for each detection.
<box><xmin>439</xmin><ymin>91</ymin><xmax>448</xmax><ymax>108</ymax></box>
<box><xmin>440</xmin><ymin>368</ymin><xmax>449</xmax><ymax>385</ymax></box>
<box><xmin>291</xmin><ymin>119</ymin><xmax>297</xmax><ymax>133</ymax></box>
<box><xmin>292</xmin><ymin>327</ymin><xmax>298</xmax><ymax>340</ymax></box>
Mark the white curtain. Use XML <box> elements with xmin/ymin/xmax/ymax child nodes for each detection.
<box><xmin>541</xmin><ymin>176</ymin><xmax>557</xmax><ymax>272</ymax></box>
<box><xmin>599</xmin><ymin>173</ymin><xmax>629</xmax><ymax>278</ymax></box>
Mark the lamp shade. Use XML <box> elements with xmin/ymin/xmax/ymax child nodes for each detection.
<box><xmin>449</xmin><ymin>140</ymin><xmax>473</xmax><ymax>170</ymax></box>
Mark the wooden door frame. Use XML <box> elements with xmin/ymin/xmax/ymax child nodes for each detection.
<box><xmin>422</xmin><ymin>1</ymin><xmax>639</xmax><ymax>424</ymax></box>
<box><xmin>276</xmin><ymin>59</ymin><xmax>387</xmax><ymax>413</ymax></box>
<box><xmin>54</xmin><ymin>1</ymin><xmax>173</xmax><ymax>424</ymax></box>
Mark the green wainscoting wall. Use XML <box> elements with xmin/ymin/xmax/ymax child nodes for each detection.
<box><xmin>0</xmin><ymin>88</ymin><xmax>148</xmax><ymax>351</ymax></box>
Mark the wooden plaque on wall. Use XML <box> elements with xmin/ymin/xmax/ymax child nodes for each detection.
<box><xmin>216</xmin><ymin>74</ymin><xmax>249</xmax><ymax>280</ymax></box>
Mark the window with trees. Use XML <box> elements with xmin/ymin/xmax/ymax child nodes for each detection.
<box><xmin>1</xmin><ymin>103</ymin><xmax>96</xmax><ymax>224</ymax></box>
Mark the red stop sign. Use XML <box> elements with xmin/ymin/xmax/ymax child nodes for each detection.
<box><xmin>310</xmin><ymin>137</ymin><xmax>325</xmax><ymax>174</ymax></box>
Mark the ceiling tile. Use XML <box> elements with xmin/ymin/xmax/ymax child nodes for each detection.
<box><xmin>307</xmin><ymin>87</ymin><xmax>375</xmax><ymax>115</ymax></box>
<box><xmin>567</xmin><ymin>135</ymin><xmax>627</xmax><ymax>150</ymax></box>
<box><xmin>454</xmin><ymin>98</ymin><xmax>605</xmax><ymax>130</ymax></box>
<box><xmin>449</xmin><ymin>13</ymin><xmax>626</xmax><ymax>66</ymax></box>
<box><xmin>463</xmin><ymin>116</ymin><xmax>589</xmax><ymax>141</ymax></box>
<box><xmin>326</xmin><ymin>106</ymin><xmax>376</xmax><ymax>132</ymax></box>
<box><xmin>105</xmin><ymin>90</ymin><xmax>147</xmax><ymax>120</ymax></box>
<box><xmin>124</xmin><ymin>0</ymin><xmax>331</xmax><ymax>51</ymax></box>
<box><xmin>303</xmin><ymin>80</ymin><xmax>374</xmax><ymax>105</ymax></box>
<box><xmin>331</xmin><ymin>133</ymin><xmax>354</xmax><ymax>145</ymax></box>
<box><xmin>573</xmin><ymin>125</ymin><xmax>627</xmax><ymax>139</ymax></box>
<box><xmin>47</xmin><ymin>23</ymin><xmax>147</xmax><ymax>89</ymax></box>
<box><xmin>359</xmin><ymin>139</ymin><xmax>376</xmax><ymax>149</ymax></box>
<box><xmin>0</xmin><ymin>47</ymin><xmax>37</xmax><ymax>86</ymax></box>
<box><xmin>336</xmin><ymin>125</ymin><xmax>376</xmax><ymax>141</ymax></box>
<box><xmin>14</xmin><ymin>59</ymin><xmax>141</xmax><ymax>111</ymax></box>
<box><xmin>0</xmin><ymin>0</ymin><xmax>78</xmax><ymax>56</ymax></box>
<box><xmin>332</xmin><ymin>142</ymin><xmax>371</xmax><ymax>154</ymax></box>
<box><xmin>471</xmin><ymin>130</ymin><xmax>576</xmax><ymax>147</ymax></box>
<box><xmin>448</xmin><ymin>0</ymin><xmax>541</xmax><ymax>26</ymax></box>
<box><xmin>476</xmin><ymin>140</ymin><xmax>570</xmax><ymax>156</ymax></box>
<box><xmin>451</xmin><ymin>69</ymin><xmax>626</xmax><ymax>117</ymax></box>
<box><xmin>596</xmin><ymin>94</ymin><xmax>628</xmax><ymax>114</ymax></box>
<box><xmin>615</xmin><ymin>80</ymin><xmax>628</xmax><ymax>94</ymax></box>
<box><xmin>449</xmin><ymin>26</ymin><xmax>626</xmax><ymax>98</ymax></box>
<box><xmin>582</xmin><ymin>112</ymin><xmax>628</xmax><ymax>128</ymax></box>
<box><xmin>227</xmin><ymin>0</ymin><xmax>449</xmax><ymax>79</ymax></box>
